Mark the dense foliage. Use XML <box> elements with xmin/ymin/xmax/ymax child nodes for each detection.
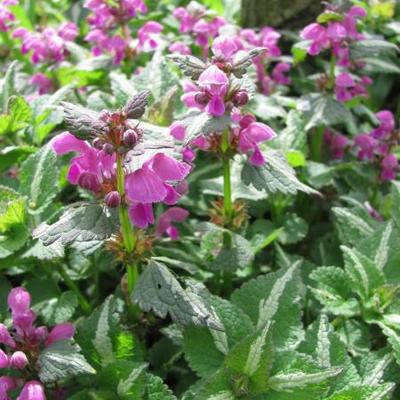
<box><xmin>0</xmin><ymin>0</ymin><xmax>400</xmax><ymax>398</ymax></box>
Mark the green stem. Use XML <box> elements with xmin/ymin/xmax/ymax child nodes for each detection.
<box><xmin>116</xmin><ymin>154</ymin><xmax>139</xmax><ymax>295</ymax></box>
<box><xmin>221</xmin><ymin>130</ymin><xmax>232</xmax><ymax>221</ymax></box>
<box><xmin>311</xmin><ymin>126</ymin><xmax>325</xmax><ymax>162</ymax></box>
<box><xmin>58</xmin><ymin>264</ymin><xmax>91</xmax><ymax>314</ymax></box>
<box><xmin>327</xmin><ymin>53</ymin><xmax>336</xmax><ymax>90</ymax></box>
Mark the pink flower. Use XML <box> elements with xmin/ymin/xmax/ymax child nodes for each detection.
<box><xmin>329</xmin><ymin>133</ymin><xmax>349</xmax><ymax>159</ymax></box>
<box><xmin>354</xmin><ymin>134</ymin><xmax>377</xmax><ymax>161</ymax></box>
<box><xmin>51</xmin><ymin>132</ymin><xmax>116</xmax><ymax>193</ymax></box>
<box><xmin>125</xmin><ymin>153</ymin><xmax>190</xmax><ymax>204</ymax></box>
<box><xmin>211</xmin><ymin>35</ymin><xmax>240</xmax><ymax>60</ymax></box>
<box><xmin>128</xmin><ymin>203</ymin><xmax>154</xmax><ymax>229</ymax></box>
<box><xmin>0</xmin><ymin>1</ymin><xmax>14</xmax><ymax>32</ymax></box>
<box><xmin>138</xmin><ymin>21</ymin><xmax>163</xmax><ymax>52</ymax></box>
<box><xmin>238</xmin><ymin>121</ymin><xmax>277</xmax><ymax>166</ymax></box>
<box><xmin>271</xmin><ymin>62</ymin><xmax>291</xmax><ymax>85</ymax></box>
<box><xmin>30</xmin><ymin>73</ymin><xmax>53</xmax><ymax>95</ymax></box>
<box><xmin>0</xmin><ymin>323</ymin><xmax>16</xmax><ymax>348</ymax></box>
<box><xmin>170</xmin><ymin>122</ymin><xmax>186</xmax><ymax>141</ymax></box>
<box><xmin>372</xmin><ymin>111</ymin><xmax>395</xmax><ymax>139</ymax></box>
<box><xmin>45</xmin><ymin>323</ymin><xmax>75</xmax><ymax>347</ymax></box>
<box><xmin>381</xmin><ymin>154</ymin><xmax>398</xmax><ymax>181</ymax></box>
<box><xmin>0</xmin><ymin>377</ymin><xmax>17</xmax><ymax>399</ymax></box>
<box><xmin>169</xmin><ymin>41</ymin><xmax>191</xmax><ymax>55</ymax></box>
<box><xmin>8</xmin><ymin>287</ymin><xmax>31</xmax><ymax>315</ymax></box>
<box><xmin>0</xmin><ymin>349</ymin><xmax>8</xmax><ymax>368</ymax></box>
<box><xmin>156</xmin><ymin>207</ymin><xmax>189</xmax><ymax>240</ymax></box>
<box><xmin>18</xmin><ymin>381</ymin><xmax>46</xmax><ymax>400</ymax></box>
<box><xmin>197</xmin><ymin>65</ymin><xmax>229</xmax><ymax>116</ymax></box>
<box><xmin>300</xmin><ymin>23</ymin><xmax>329</xmax><ymax>55</ymax></box>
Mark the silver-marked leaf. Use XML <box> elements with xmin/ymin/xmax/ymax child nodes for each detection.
<box><xmin>232</xmin><ymin>47</ymin><xmax>266</xmax><ymax>78</ymax></box>
<box><xmin>268</xmin><ymin>367</ymin><xmax>343</xmax><ymax>391</ymax></box>
<box><xmin>19</xmin><ymin>144</ymin><xmax>59</xmax><ymax>214</ymax></box>
<box><xmin>241</xmin><ymin>150</ymin><xmax>319</xmax><ymax>196</ymax></box>
<box><xmin>38</xmin><ymin>340</ymin><xmax>95</xmax><ymax>383</ymax></box>
<box><xmin>110</xmin><ymin>71</ymin><xmax>137</xmax><ymax>106</ymax></box>
<box><xmin>179</xmin><ymin>110</ymin><xmax>232</xmax><ymax>145</ymax></box>
<box><xmin>0</xmin><ymin>61</ymin><xmax>18</xmax><ymax>112</ymax></box>
<box><xmin>167</xmin><ymin>54</ymin><xmax>207</xmax><ymax>80</ymax></box>
<box><xmin>232</xmin><ymin>262</ymin><xmax>303</xmax><ymax>349</ymax></box>
<box><xmin>341</xmin><ymin>246</ymin><xmax>385</xmax><ymax>302</ymax></box>
<box><xmin>61</xmin><ymin>102</ymin><xmax>107</xmax><ymax>140</ymax></box>
<box><xmin>132</xmin><ymin>260</ymin><xmax>223</xmax><ymax>330</ymax></box>
<box><xmin>33</xmin><ymin>203</ymin><xmax>118</xmax><ymax>247</ymax></box>
<box><xmin>350</xmin><ymin>39</ymin><xmax>399</xmax><ymax>60</ymax></box>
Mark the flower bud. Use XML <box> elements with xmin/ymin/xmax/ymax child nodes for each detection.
<box><xmin>78</xmin><ymin>172</ymin><xmax>101</xmax><ymax>192</ymax></box>
<box><xmin>99</xmin><ymin>109</ymin><xmax>110</xmax><ymax>122</ymax></box>
<box><xmin>0</xmin><ymin>349</ymin><xmax>8</xmax><ymax>368</ymax></box>
<box><xmin>194</xmin><ymin>91</ymin><xmax>210</xmax><ymax>106</ymax></box>
<box><xmin>45</xmin><ymin>323</ymin><xmax>75</xmax><ymax>347</ymax></box>
<box><xmin>0</xmin><ymin>323</ymin><xmax>16</xmax><ymax>348</ymax></box>
<box><xmin>19</xmin><ymin>381</ymin><xmax>46</xmax><ymax>400</ymax></box>
<box><xmin>102</xmin><ymin>143</ymin><xmax>115</xmax><ymax>155</ymax></box>
<box><xmin>123</xmin><ymin>129</ymin><xmax>139</xmax><ymax>147</ymax></box>
<box><xmin>8</xmin><ymin>287</ymin><xmax>31</xmax><ymax>315</ymax></box>
<box><xmin>9</xmin><ymin>351</ymin><xmax>28</xmax><ymax>369</ymax></box>
<box><xmin>93</xmin><ymin>138</ymin><xmax>104</xmax><ymax>149</ymax></box>
<box><xmin>35</xmin><ymin>326</ymin><xmax>48</xmax><ymax>343</ymax></box>
<box><xmin>104</xmin><ymin>191</ymin><xmax>121</xmax><ymax>208</ymax></box>
<box><xmin>233</xmin><ymin>91</ymin><xmax>249</xmax><ymax>106</ymax></box>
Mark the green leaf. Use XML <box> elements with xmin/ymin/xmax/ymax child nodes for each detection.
<box><xmin>145</xmin><ymin>373</ymin><xmax>177</xmax><ymax>400</ymax></box>
<box><xmin>232</xmin><ymin>262</ymin><xmax>303</xmax><ymax>349</ymax></box>
<box><xmin>391</xmin><ymin>182</ymin><xmax>400</xmax><ymax>230</ymax></box>
<box><xmin>298</xmin><ymin>93</ymin><xmax>353</xmax><ymax>130</ymax></box>
<box><xmin>33</xmin><ymin>203</ymin><xmax>118</xmax><ymax>247</ymax></box>
<box><xmin>325</xmin><ymin>384</ymin><xmax>395</xmax><ymax>400</ymax></box>
<box><xmin>0</xmin><ymin>145</ymin><xmax>36</xmax><ymax>172</ymax></box>
<box><xmin>49</xmin><ymin>291</ymin><xmax>78</xmax><ymax>325</ymax></box>
<box><xmin>341</xmin><ymin>246</ymin><xmax>385</xmax><ymax>302</ymax></box>
<box><xmin>110</xmin><ymin>71</ymin><xmax>138</xmax><ymax>106</ymax></box>
<box><xmin>132</xmin><ymin>260</ymin><xmax>223</xmax><ymax>330</ymax></box>
<box><xmin>250</xmin><ymin>93</ymin><xmax>287</xmax><ymax>120</ymax></box>
<box><xmin>310</xmin><ymin>266</ymin><xmax>359</xmax><ymax>317</ymax></box>
<box><xmin>38</xmin><ymin>340</ymin><xmax>95</xmax><ymax>383</ymax></box>
<box><xmin>147</xmin><ymin>86</ymin><xmax>178</xmax><ymax>126</ymax></box>
<box><xmin>76</xmin><ymin>296</ymin><xmax>135</xmax><ymax>368</ymax></box>
<box><xmin>279</xmin><ymin>213</ymin><xmax>308</xmax><ymax>244</ymax></box>
<box><xmin>292</xmin><ymin>41</ymin><xmax>310</xmax><ymax>64</ymax></box>
<box><xmin>0</xmin><ymin>61</ymin><xmax>18</xmax><ymax>112</ymax></box>
<box><xmin>241</xmin><ymin>149</ymin><xmax>319</xmax><ymax>196</ymax></box>
<box><xmin>167</xmin><ymin>54</ymin><xmax>206</xmax><ymax>80</ymax></box>
<box><xmin>380</xmin><ymin>325</ymin><xmax>400</xmax><ymax>366</ymax></box>
<box><xmin>183</xmin><ymin>295</ymin><xmax>254</xmax><ymax>378</ymax></box>
<box><xmin>317</xmin><ymin>11</ymin><xmax>343</xmax><ymax>23</ymax></box>
<box><xmin>0</xmin><ymin>185</ymin><xmax>25</xmax><ymax>232</ymax></box>
<box><xmin>332</xmin><ymin>206</ymin><xmax>375</xmax><ymax>246</ymax></box>
<box><xmin>19</xmin><ymin>144</ymin><xmax>59</xmax><ymax>214</ymax></box>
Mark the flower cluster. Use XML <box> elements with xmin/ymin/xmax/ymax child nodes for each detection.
<box><xmin>0</xmin><ymin>287</ymin><xmax>75</xmax><ymax>400</ymax></box>
<box><xmin>325</xmin><ymin>111</ymin><xmax>399</xmax><ymax>181</ymax></box>
<box><xmin>12</xmin><ymin>22</ymin><xmax>78</xmax><ymax>64</ymax></box>
<box><xmin>52</xmin><ymin>95</ymin><xmax>191</xmax><ymax>230</ymax></box>
<box><xmin>0</xmin><ymin>0</ymin><xmax>16</xmax><ymax>32</ymax></box>
<box><xmin>173</xmin><ymin>41</ymin><xmax>277</xmax><ymax>166</ymax></box>
<box><xmin>240</xmin><ymin>27</ymin><xmax>289</xmax><ymax>94</ymax></box>
<box><xmin>84</xmin><ymin>0</ymin><xmax>147</xmax><ymax>63</ymax></box>
<box><xmin>300</xmin><ymin>5</ymin><xmax>373</xmax><ymax>102</ymax></box>
<box><xmin>173</xmin><ymin>1</ymin><xmax>225</xmax><ymax>56</ymax></box>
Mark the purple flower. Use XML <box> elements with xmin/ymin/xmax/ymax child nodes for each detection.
<box><xmin>335</xmin><ymin>72</ymin><xmax>355</xmax><ymax>102</ymax></box>
<box><xmin>0</xmin><ymin>0</ymin><xmax>14</xmax><ymax>32</ymax></box>
<box><xmin>381</xmin><ymin>154</ymin><xmax>398</xmax><ymax>181</ymax></box>
<box><xmin>329</xmin><ymin>133</ymin><xmax>349</xmax><ymax>159</ymax></box>
<box><xmin>372</xmin><ymin>110</ymin><xmax>395</xmax><ymax>139</ymax></box>
<box><xmin>128</xmin><ymin>203</ymin><xmax>154</xmax><ymax>229</ymax></box>
<box><xmin>0</xmin><ymin>323</ymin><xmax>16</xmax><ymax>348</ymax></box>
<box><xmin>271</xmin><ymin>62</ymin><xmax>291</xmax><ymax>85</ymax></box>
<box><xmin>8</xmin><ymin>287</ymin><xmax>31</xmax><ymax>315</ymax></box>
<box><xmin>0</xmin><ymin>377</ymin><xmax>17</xmax><ymax>400</ymax></box>
<box><xmin>156</xmin><ymin>207</ymin><xmax>189</xmax><ymax>240</ymax></box>
<box><xmin>18</xmin><ymin>381</ymin><xmax>46</xmax><ymax>400</ymax></box>
<box><xmin>0</xmin><ymin>349</ymin><xmax>8</xmax><ymax>368</ymax></box>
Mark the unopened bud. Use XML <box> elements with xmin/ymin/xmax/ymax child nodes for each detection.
<box><xmin>195</xmin><ymin>92</ymin><xmax>210</xmax><ymax>106</ymax></box>
<box><xmin>105</xmin><ymin>191</ymin><xmax>121</xmax><ymax>208</ymax></box>
<box><xmin>123</xmin><ymin>129</ymin><xmax>139</xmax><ymax>147</ymax></box>
<box><xmin>233</xmin><ymin>91</ymin><xmax>249</xmax><ymax>106</ymax></box>
<box><xmin>0</xmin><ymin>349</ymin><xmax>8</xmax><ymax>368</ymax></box>
<box><xmin>78</xmin><ymin>172</ymin><xmax>101</xmax><ymax>192</ymax></box>
<box><xmin>35</xmin><ymin>326</ymin><xmax>48</xmax><ymax>343</ymax></box>
<box><xmin>9</xmin><ymin>351</ymin><xmax>28</xmax><ymax>370</ymax></box>
<box><xmin>99</xmin><ymin>110</ymin><xmax>110</xmax><ymax>122</ymax></box>
<box><xmin>93</xmin><ymin>138</ymin><xmax>104</xmax><ymax>150</ymax></box>
<box><xmin>102</xmin><ymin>143</ymin><xmax>114</xmax><ymax>155</ymax></box>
